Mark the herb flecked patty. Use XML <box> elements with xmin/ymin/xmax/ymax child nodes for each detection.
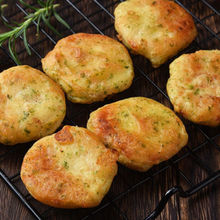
<box><xmin>87</xmin><ymin>97</ymin><xmax>188</xmax><ymax>172</ymax></box>
<box><xmin>167</xmin><ymin>50</ymin><xmax>220</xmax><ymax>126</ymax></box>
<box><xmin>21</xmin><ymin>126</ymin><xmax>118</xmax><ymax>208</ymax></box>
<box><xmin>42</xmin><ymin>33</ymin><xmax>134</xmax><ymax>104</ymax></box>
<box><xmin>0</xmin><ymin>65</ymin><xmax>66</xmax><ymax>145</ymax></box>
<box><xmin>114</xmin><ymin>0</ymin><xmax>197</xmax><ymax>67</ymax></box>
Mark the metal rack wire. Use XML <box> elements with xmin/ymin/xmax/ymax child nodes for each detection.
<box><xmin>0</xmin><ymin>0</ymin><xmax>219</xmax><ymax>219</ymax></box>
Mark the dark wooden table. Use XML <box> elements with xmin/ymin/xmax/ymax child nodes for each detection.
<box><xmin>0</xmin><ymin>1</ymin><xmax>219</xmax><ymax>219</ymax></box>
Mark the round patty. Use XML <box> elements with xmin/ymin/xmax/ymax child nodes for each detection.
<box><xmin>167</xmin><ymin>50</ymin><xmax>220</xmax><ymax>127</ymax></box>
<box><xmin>0</xmin><ymin>65</ymin><xmax>66</xmax><ymax>145</ymax></box>
<box><xmin>21</xmin><ymin>126</ymin><xmax>118</xmax><ymax>208</ymax></box>
<box><xmin>114</xmin><ymin>0</ymin><xmax>197</xmax><ymax>68</ymax></box>
<box><xmin>87</xmin><ymin>97</ymin><xmax>188</xmax><ymax>172</ymax></box>
<box><xmin>42</xmin><ymin>33</ymin><xmax>134</xmax><ymax>104</ymax></box>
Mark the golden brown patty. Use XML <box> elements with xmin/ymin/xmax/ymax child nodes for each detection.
<box><xmin>167</xmin><ymin>50</ymin><xmax>220</xmax><ymax>127</ymax></box>
<box><xmin>42</xmin><ymin>33</ymin><xmax>134</xmax><ymax>104</ymax></box>
<box><xmin>0</xmin><ymin>65</ymin><xmax>66</xmax><ymax>145</ymax></box>
<box><xmin>87</xmin><ymin>97</ymin><xmax>188</xmax><ymax>172</ymax></box>
<box><xmin>21</xmin><ymin>126</ymin><xmax>118</xmax><ymax>208</ymax></box>
<box><xmin>114</xmin><ymin>0</ymin><xmax>197</xmax><ymax>67</ymax></box>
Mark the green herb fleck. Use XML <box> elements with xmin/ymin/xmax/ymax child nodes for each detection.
<box><xmin>24</xmin><ymin>128</ymin><xmax>30</xmax><ymax>134</ymax></box>
<box><xmin>79</xmin><ymin>146</ymin><xmax>84</xmax><ymax>152</ymax></box>
<box><xmin>31</xmin><ymin>89</ymin><xmax>38</xmax><ymax>95</ymax></box>
<box><xmin>109</xmin><ymin>73</ymin><xmax>113</xmax><ymax>79</ymax></box>
<box><xmin>124</xmin><ymin>65</ymin><xmax>129</xmax><ymax>69</ymax></box>
<box><xmin>141</xmin><ymin>143</ymin><xmax>146</xmax><ymax>148</ymax></box>
<box><xmin>118</xmin><ymin>59</ymin><xmax>124</xmax><ymax>63</ymax></box>
<box><xmin>84</xmin><ymin>182</ymin><xmax>90</xmax><ymax>188</ymax></box>
<box><xmin>114</xmin><ymin>84</ymin><xmax>119</xmax><ymax>90</ymax></box>
<box><xmin>48</xmin><ymin>106</ymin><xmax>56</xmax><ymax>112</ymax></box>
<box><xmin>21</xmin><ymin>111</ymin><xmax>30</xmax><ymax>121</ymax></box>
<box><xmin>66</xmin><ymin>152</ymin><xmax>72</xmax><ymax>158</ymax></box>
<box><xmin>63</xmin><ymin>161</ymin><xmax>69</xmax><ymax>169</ymax></box>
<box><xmin>153</xmin><ymin>122</ymin><xmax>159</xmax><ymax>132</ymax></box>
<box><xmin>29</xmin><ymin>108</ymin><xmax>35</xmax><ymax>113</ymax></box>
<box><xmin>206</xmin><ymin>77</ymin><xmax>211</xmax><ymax>83</ymax></box>
<box><xmin>80</xmin><ymin>72</ymin><xmax>85</xmax><ymax>78</ymax></box>
<box><xmin>194</xmin><ymin>88</ymin><xmax>200</xmax><ymax>95</ymax></box>
<box><xmin>188</xmin><ymin>84</ymin><xmax>194</xmax><ymax>90</ymax></box>
<box><xmin>123</xmin><ymin>113</ymin><xmax>129</xmax><ymax>117</ymax></box>
<box><xmin>87</xmin><ymin>79</ymin><xmax>91</xmax><ymax>88</ymax></box>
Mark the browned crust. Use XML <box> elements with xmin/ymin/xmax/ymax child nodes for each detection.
<box><xmin>87</xmin><ymin>97</ymin><xmax>188</xmax><ymax>172</ymax></box>
<box><xmin>167</xmin><ymin>50</ymin><xmax>220</xmax><ymax>126</ymax></box>
<box><xmin>55</xmin><ymin>125</ymin><xmax>74</xmax><ymax>145</ymax></box>
<box><xmin>114</xmin><ymin>0</ymin><xmax>197</xmax><ymax>67</ymax></box>
<box><xmin>0</xmin><ymin>65</ymin><xmax>66</xmax><ymax>145</ymax></box>
<box><xmin>42</xmin><ymin>33</ymin><xmax>134</xmax><ymax>104</ymax></box>
<box><xmin>21</xmin><ymin>126</ymin><xmax>118</xmax><ymax>208</ymax></box>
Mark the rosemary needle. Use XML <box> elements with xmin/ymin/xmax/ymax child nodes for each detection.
<box><xmin>0</xmin><ymin>0</ymin><xmax>70</xmax><ymax>64</ymax></box>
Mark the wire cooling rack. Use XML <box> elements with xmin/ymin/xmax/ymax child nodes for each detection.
<box><xmin>0</xmin><ymin>0</ymin><xmax>219</xmax><ymax>219</ymax></box>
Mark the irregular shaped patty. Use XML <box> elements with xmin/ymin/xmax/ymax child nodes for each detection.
<box><xmin>21</xmin><ymin>126</ymin><xmax>118</xmax><ymax>208</ymax></box>
<box><xmin>114</xmin><ymin>0</ymin><xmax>197</xmax><ymax>67</ymax></box>
<box><xmin>42</xmin><ymin>33</ymin><xmax>134</xmax><ymax>104</ymax></box>
<box><xmin>87</xmin><ymin>97</ymin><xmax>188</xmax><ymax>172</ymax></box>
<box><xmin>0</xmin><ymin>65</ymin><xmax>66</xmax><ymax>145</ymax></box>
<box><xmin>167</xmin><ymin>50</ymin><xmax>220</xmax><ymax>127</ymax></box>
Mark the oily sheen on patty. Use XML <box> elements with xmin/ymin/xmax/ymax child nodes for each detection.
<box><xmin>114</xmin><ymin>0</ymin><xmax>197</xmax><ymax>67</ymax></box>
<box><xmin>42</xmin><ymin>33</ymin><xmax>134</xmax><ymax>104</ymax></box>
<box><xmin>167</xmin><ymin>50</ymin><xmax>220</xmax><ymax>126</ymax></box>
<box><xmin>21</xmin><ymin>126</ymin><xmax>118</xmax><ymax>208</ymax></box>
<box><xmin>0</xmin><ymin>65</ymin><xmax>66</xmax><ymax>145</ymax></box>
<box><xmin>87</xmin><ymin>97</ymin><xmax>188</xmax><ymax>172</ymax></box>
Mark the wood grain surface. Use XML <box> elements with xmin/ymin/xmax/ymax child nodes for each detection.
<box><xmin>0</xmin><ymin>0</ymin><xmax>219</xmax><ymax>220</ymax></box>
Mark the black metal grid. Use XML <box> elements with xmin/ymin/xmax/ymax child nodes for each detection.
<box><xmin>0</xmin><ymin>0</ymin><xmax>219</xmax><ymax>219</ymax></box>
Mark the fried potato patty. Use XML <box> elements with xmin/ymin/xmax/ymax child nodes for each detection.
<box><xmin>0</xmin><ymin>65</ymin><xmax>66</xmax><ymax>145</ymax></box>
<box><xmin>21</xmin><ymin>126</ymin><xmax>118</xmax><ymax>208</ymax></box>
<box><xmin>114</xmin><ymin>0</ymin><xmax>197</xmax><ymax>67</ymax></box>
<box><xmin>167</xmin><ymin>50</ymin><xmax>220</xmax><ymax>127</ymax></box>
<box><xmin>87</xmin><ymin>97</ymin><xmax>188</xmax><ymax>172</ymax></box>
<box><xmin>42</xmin><ymin>33</ymin><xmax>134</xmax><ymax>104</ymax></box>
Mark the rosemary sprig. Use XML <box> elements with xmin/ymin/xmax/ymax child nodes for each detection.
<box><xmin>0</xmin><ymin>0</ymin><xmax>70</xmax><ymax>64</ymax></box>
